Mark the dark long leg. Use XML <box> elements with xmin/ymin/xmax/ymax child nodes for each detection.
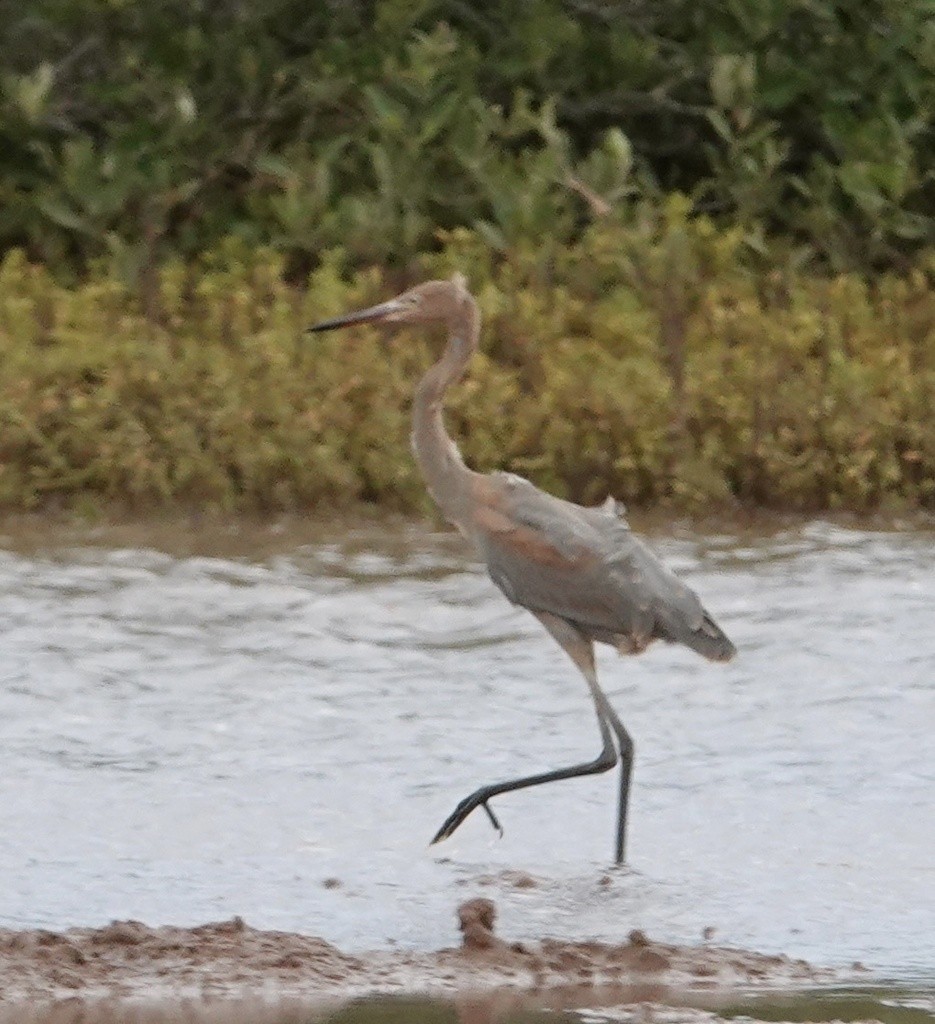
<box><xmin>430</xmin><ymin>709</ymin><xmax>615</xmax><ymax>845</ymax></box>
<box><xmin>430</xmin><ymin>613</ymin><xmax>626</xmax><ymax>860</ymax></box>
<box><xmin>544</xmin><ymin>613</ymin><xmax>634</xmax><ymax>864</ymax></box>
<box><xmin>591</xmin><ymin>685</ymin><xmax>634</xmax><ymax>864</ymax></box>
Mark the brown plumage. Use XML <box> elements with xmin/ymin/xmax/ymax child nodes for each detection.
<box><xmin>308</xmin><ymin>274</ymin><xmax>735</xmax><ymax>864</ymax></box>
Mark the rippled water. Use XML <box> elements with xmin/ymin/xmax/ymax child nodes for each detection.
<box><xmin>0</xmin><ymin>519</ymin><xmax>932</xmax><ymax>982</ymax></box>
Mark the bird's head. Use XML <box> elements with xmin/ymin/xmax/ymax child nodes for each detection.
<box><xmin>307</xmin><ymin>273</ymin><xmax>471</xmax><ymax>334</ymax></box>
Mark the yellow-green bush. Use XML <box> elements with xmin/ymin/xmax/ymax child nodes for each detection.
<box><xmin>0</xmin><ymin>223</ymin><xmax>933</xmax><ymax>516</ymax></box>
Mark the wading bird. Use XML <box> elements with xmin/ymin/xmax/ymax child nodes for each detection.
<box><xmin>308</xmin><ymin>274</ymin><xmax>735</xmax><ymax>864</ymax></box>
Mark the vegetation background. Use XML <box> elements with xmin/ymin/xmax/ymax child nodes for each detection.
<box><xmin>0</xmin><ymin>0</ymin><xmax>932</xmax><ymax>515</ymax></box>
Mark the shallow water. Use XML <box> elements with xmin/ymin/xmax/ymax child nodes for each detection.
<box><xmin>1</xmin><ymin>987</ymin><xmax>934</xmax><ymax>1024</ymax></box>
<box><xmin>330</xmin><ymin>987</ymin><xmax>935</xmax><ymax>1024</ymax></box>
<box><xmin>0</xmin><ymin>519</ymin><xmax>932</xmax><ymax>982</ymax></box>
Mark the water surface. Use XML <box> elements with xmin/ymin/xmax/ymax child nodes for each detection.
<box><xmin>0</xmin><ymin>519</ymin><xmax>932</xmax><ymax>982</ymax></box>
<box><xmin>1</xmin><ymin>987</ymin><xmax>933</xmax><ymax>1024</ymax></box>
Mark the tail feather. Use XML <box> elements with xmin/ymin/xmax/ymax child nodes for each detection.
<box><xmin>687</xmin><ymin>612</ymin><xmax>736</xmax><ymax>662</ymax></box>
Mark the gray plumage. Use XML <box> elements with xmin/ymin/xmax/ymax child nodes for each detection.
<box><xmin>307</xmin><ymin>273</ymin><xmax>735</xmax><ymax>864</ymax></box>
<box><xmin>479</xmin><ymin>472</ymin><xmax>735</xmax><ymax>663</ymax></box>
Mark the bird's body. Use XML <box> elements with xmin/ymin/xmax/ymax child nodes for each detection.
<box><xmin>309</xmin><ymin>274</ymin><xmax>734</xmax><ymax>863</ymax></box>
<box><xmin>464</xmin><ymin>470</ymin><xmax>734</xmax><ymax>663</ymax></box>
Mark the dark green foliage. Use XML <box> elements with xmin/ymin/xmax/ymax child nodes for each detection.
<box><xmin>1</xmin><ymin>0</ymin><xmax>932</xmax><ymax>277</ymax></box>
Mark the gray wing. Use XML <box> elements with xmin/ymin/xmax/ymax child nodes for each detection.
<box><xmin>473</xmin><ymin>473</ymin><xmax>734</xmax><ymax>662</ymax></box>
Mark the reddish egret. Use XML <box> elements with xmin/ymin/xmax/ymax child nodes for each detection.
<box><xmin>308</xmin><ymin>274</ymin><xmax>735</xmax><ymax>863</ymax></box>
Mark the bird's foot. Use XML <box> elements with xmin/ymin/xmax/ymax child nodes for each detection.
<box><xmin>481</xmin><ymin>800</ymin><xmax>504</xmax><ymax>836</ymax></box>
<box><xmin>430</xmin><ymin>790</ymin><xmax>503</xmax><ymax>846</ymax></box>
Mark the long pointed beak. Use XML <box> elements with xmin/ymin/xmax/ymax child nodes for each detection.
<box><xmin>306</xmin><ymin>300</ymin><xmax>401</xmax><ymax>333</ymax></box>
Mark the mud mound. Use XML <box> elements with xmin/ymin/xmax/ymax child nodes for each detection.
<box><xmin>0</xmin><ymin>903</ymin><xmax>835</xmax><ymax>1003</ymax></box>
<box><xmin>0</xmin><ymin>917</ymin><xmax>359</xmax><ymax>1001</ymax></box>
<box><xmin>440</xmin><ymin>903</ymin><xmax>822</xmax><ymax>992</ymax></box>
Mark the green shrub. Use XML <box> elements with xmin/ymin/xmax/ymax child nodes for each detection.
<box><xmin>1</xmin><ymin>0</ymin><xmax>932</xmax><ymax>279</ymax></box>
<box><xmin>0</xmin><ymin>225</ymin><xmax>932</xmax><ymax>516</ymax></box>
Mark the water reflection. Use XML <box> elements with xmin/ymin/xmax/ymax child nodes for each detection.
<box><xmin>1</xmin><ymin>987</ymin><xmax>933</xmax><ymax>1024</ymax></box>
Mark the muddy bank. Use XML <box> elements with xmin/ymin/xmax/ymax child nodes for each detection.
<box><xmin>0</xmin><ymin>901</ymin><xmax>844</xmax><ymax>1004</ymax></box>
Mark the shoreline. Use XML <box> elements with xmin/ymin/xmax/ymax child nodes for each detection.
<box><xmin>0</xmin><ymin>506</ymin><xmax>932</xmax><ymax>561</ymax></box>
<box><xmin>0</xmin><ymin>901</ymin><xmax>856</xmax><ymax>1004</ymax></box>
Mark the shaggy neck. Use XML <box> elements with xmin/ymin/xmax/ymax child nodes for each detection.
<box><xmin>410</xmin><ymin>297</ymin><xmax>480</xmax><ymax>523</ymax></box>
